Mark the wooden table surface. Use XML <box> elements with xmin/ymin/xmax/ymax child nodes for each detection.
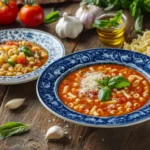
<box><xmin>0</xmin><ymin>3</ymin><xmax>150</xmax><ymax>150</ymax></box>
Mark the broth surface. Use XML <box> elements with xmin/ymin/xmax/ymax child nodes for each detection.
<box><xmin>0</xmin><ymin>41</ymin><xmax>48</xmax><ymax>76</ymax></box>
<box><xmin>58</xmin><ymin>64</ymin><xmax>150</xmax><ymax>117</ymax></box>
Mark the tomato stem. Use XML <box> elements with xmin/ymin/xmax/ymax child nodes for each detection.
<box><xmin>24</xmin><ymin>0</ymin><xmax>38</xmax><ymax>5</ymax></box>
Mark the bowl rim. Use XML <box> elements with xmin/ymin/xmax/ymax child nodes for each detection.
<box><xmin>0</xmin><ymin>28</ymin><xmax>65</xmax><ymax>85</ymax></box>
<box><xmin>36</xmin><ymin>48</ymin><xmax>150</xmax><ymax>128</ymax></box>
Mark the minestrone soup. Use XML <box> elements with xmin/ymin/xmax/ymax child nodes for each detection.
<box><xmin>58</xmin><ymin>64</ymin><xmax>150</xmax><ymax>117</ymax></box>
<box><xmin>0</xmin><ymin>41</ymin><xmax>48</xmax><ymax>76</ymax></box>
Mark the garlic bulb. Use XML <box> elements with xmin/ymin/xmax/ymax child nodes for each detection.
<box><xmin>55</xmin><ymin>12</ymin><xmax>83</xmax><ymax>39</ymax></box>
<box><xmin>75</xmin><ymin>2</ymin><xmax>103</xmax><ymax>29</ymax></box>
<box><xmin>45</xmin><ymin>125</ymin><xmax>64</xmax><ymax>140</ymax></box>
<box><xmin>5</xmin><ymin>98</ymin><xmax>25</xmax><ymax>109</ymax></box>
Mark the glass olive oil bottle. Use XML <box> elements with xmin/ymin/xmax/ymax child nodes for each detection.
<box><xmin>94</xmin><ymin>11</ymin><xmax>127</xmax><ymax>47</ymax></box>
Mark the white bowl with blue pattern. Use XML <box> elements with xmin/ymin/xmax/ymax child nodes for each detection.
<box><xmin>0</xmin><ymin>28</ymin><xmax>65</xmax><ymax>84</ymax></box>
<box><xmin>37</xmin><ymin>48</ymin><xmax>150</xmax><ymax>127</ymax></box>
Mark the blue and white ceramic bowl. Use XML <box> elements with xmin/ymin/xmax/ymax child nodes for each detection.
<box><xmin>0</xmin><ymin>28</ymin><xmax>65</xmax><ymax>84</ymax></box>
<box><xmin>37</xmin><ymin>48</ymin><xmax>150</xmax><ymax>127</ymax></box>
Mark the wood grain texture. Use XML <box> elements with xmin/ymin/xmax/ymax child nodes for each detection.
<box><xmin>0</xmin><ymin>86</ymin><xmax>9</xmax><ymax>106</ymax></box>
<box><xmin>0</xmin><ymin>3</ymin><xmax>150</xmax><ymax>150</ymax></box>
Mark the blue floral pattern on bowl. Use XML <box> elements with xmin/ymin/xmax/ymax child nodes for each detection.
<box><xmin>0</xmin><ymin>28</ymin><xmax>65</xmax><ymax>84</ymax></box>
<box><xmin>37</xmin><ymin>48</ymin><xmax>150</xmax><ymax>127</ymax></box>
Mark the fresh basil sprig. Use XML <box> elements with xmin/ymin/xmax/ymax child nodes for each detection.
<box><xmin>44</xmin><ymin>11</ymin><xmax>60</xmax><ymax>24</ymax></box>
<box><xmin>108</xmin><ymin>76</ymin><xmax>130</xmax><ymax>88</ymax></box>
<box><xmin>93</xmin><ymin>10</ymin><xmax>122</xmax><ymax>28</ymax></box>
<box><xmin>97</xmin><ymin>75</ymin><xmax>130</xmax><ymax>102</ymax></box>
<box><xmin>0</xmin><ymin>122</ymin><xmax>30</xmax><ymax>139</ymax></box>
<box><xmin>97</xmin><ymin>76</ymin><xmax>110</xmax><ymax>86</ymax></box>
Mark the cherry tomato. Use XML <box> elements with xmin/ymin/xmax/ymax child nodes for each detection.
<box><xmin>0</xmin><ymin>0</ymin><xmax>18</xmax><ymax>25</ymax></box>
<box><xmin>5</xmin><ymin>41</ymin><xmax>18</xmax><ymax>46</ymax></box>
<box><xmin>17</xmin><ymin>56</ymin><xmax>26</xmax><ymax>64</ymax></box>
<box><xmin>19</xmin><ymin>4</ymin><xmax>44</xmax><ymax>27</ymax></box>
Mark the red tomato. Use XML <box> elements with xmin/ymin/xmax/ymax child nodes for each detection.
<box><xmin>0</xmin><ymin>0</ymin><xmax>18</xmax><ymax>25</ymax></box>
<box><xmin>118</xmin><ymin>97</ymin><xmax>127</xmax><ymax>104</ymax></box>
<box><xmin>17</xmin><ymin>56</ymin><xmax>26</xmax><ymax>64</ymax></box>
<box><xmin>19</xmin><ymin>4</ymin><xmax>44</xmax><ymax>27</ymax></box>
<box><xmin>6</xmin><ymin>41</ymin><xmax>18</xmax><ymax>46</ymax></box>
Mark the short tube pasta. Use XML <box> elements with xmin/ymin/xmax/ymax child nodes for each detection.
<box><xmin>0</xmin><ymin>40</ymin><xmax>48</xmax><ymax>76</ymax></box>
<box><xmin>58</xmin><ymin>64</ymin><xmax>150</xmax><ymax>117</ymax></box>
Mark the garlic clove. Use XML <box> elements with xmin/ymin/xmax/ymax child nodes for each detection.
<box><xmin>55</xmin><ymin>12</ymin><xmax>83</xmax><ymax>39</ymax></box>
<box><xmin>5</xmin><ymin>98</ymin><xmax>25</xmax><ymax>109</ymax></box>
<box><xmin>45</xmin><ymin>125</ymin><xmax>64</xmax><ymax>140</ymax></box>
<box><xmin>75</xmin><ymin>2</ymin><xmax>103</xmax><ymax>29</ymax></box>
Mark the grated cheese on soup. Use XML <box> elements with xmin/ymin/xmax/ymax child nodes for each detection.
<box><xmin>79</xmin><ymin>72</ymin><xmax>105</xmax><ymax>95</ymax></box>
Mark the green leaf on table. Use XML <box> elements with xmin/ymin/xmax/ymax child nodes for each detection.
<box><xmin>98</xmin><ymin>86</ymin><xmax>112</xmax><ymax>101</ymax></box>
<box><xmin>0</xmin><ymin>122</ymin><xmax>30</xmax><ymax>139</ymax></box>
<box><xmin>44</xmin><ymin>11</ymin><xmax>60</xmax><ymax>24</ymax></box>
<box><xmin>108</xmin><ymin>76</ymin><xmax>130</xmax><ymax>89</ymax></box>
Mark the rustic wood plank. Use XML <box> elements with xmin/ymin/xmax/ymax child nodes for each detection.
<box><xmin>0</xmin><ymin>3</ymin><xmax>81</xmax><ymax>150</ymax></box>
<box><xmin>0</xmin><ymin>3</ymin><xmax>150</xmax><ymax>150</ymax></box>
<box><xmin>0</xmin><ymin>86</ymin><xmax>9</xmax><ymax>106</ymax></box>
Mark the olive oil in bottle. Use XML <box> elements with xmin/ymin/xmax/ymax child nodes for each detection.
<box><xmin>96</xmin><ymin>13</ymin><xmax>127</xmax><ymax>47</ymax></box>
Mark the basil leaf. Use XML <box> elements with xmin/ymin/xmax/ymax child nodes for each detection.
<box><xmin>0</xmin><ymin>122</ymin><xmax>25</xmax><ymax>132</ymax></box>
<box><xmin>98</xmin><ymin>86</ymin><xmax>111</xmax><ymax>101</ymax></box>
<box><xmin>93</xmin><ymin>20</ymin><xmax>112</xmax><ymax>28</ymax></box>
<box><xmin>108</xmin><ymin>76</ymin><xmax>130</xmax><ymax>89</ymax></box>
<box><xmin>104</xmin><ymin>0</ymin><xmax>121</xmax><ymax>11</ymax></box>
<box><xmin>7</xmin><ymin>60</ymin><xmax>15</xmax><ymax>67</ymax></box>
<box><xmin>143</xmin><ymin>0</ymin><xmax>150</xmax><ymax>12</ymax></box>
<box><xmin>120</xmin><ymin>0</ymin><xmax>132</xmax><ymax>9</ymax></box>
<box><xmin>112</xmin><ymin>10</ymin><xmax>122</xmax><ymax>22</ymax></box>
<box><xmin>97</xmin><ymin>76</ymin><xmax>110</xmax><ymax>86</ymax></box>
<box><xmin>20</xmin><ymin>46</ymin><xmax>34</xmax><ymax>56</ymax></box>
<box><xmin>0</xmin><ymin>122</ymin><xmax>30</xmax><ymax>139</ymax></box>
<box><xmin>93</xmin><ymin>10</ymin><xmax>122</xmax><ymax>28</ymax></box>
<box><xmin>135</xmin><ymin>15</ymin><xmax>143</xmax><ymax>33</ymax></box>
<box><xmin>130</xmin><ymin>0</ymin><xmax>140</xmax><ymax>18</ymax></box>
<box><xmin>44</xmin><ymin>11</ymin><xmax>60</xmax><ymax>24</ymax></box>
